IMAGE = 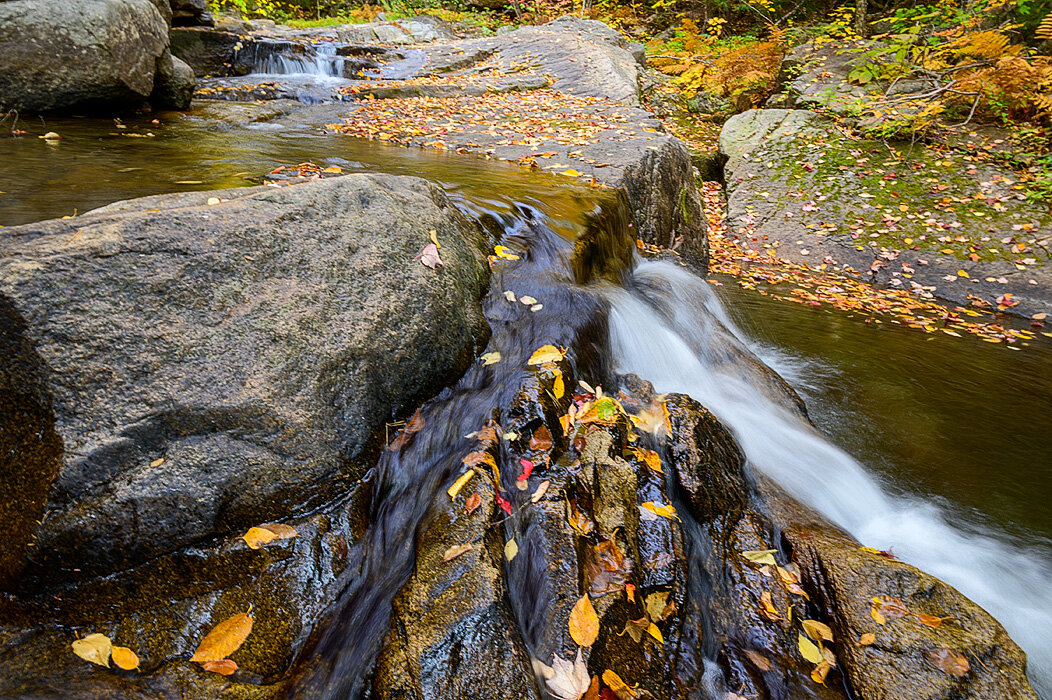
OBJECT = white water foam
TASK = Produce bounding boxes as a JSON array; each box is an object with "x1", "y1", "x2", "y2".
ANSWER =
[{"x1": 607, "y1": 259, "x2": 1051, "y2": 697}]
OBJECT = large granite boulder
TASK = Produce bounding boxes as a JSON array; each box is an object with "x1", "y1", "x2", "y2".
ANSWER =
[
  {"x1": 0, "y1": 174, "x2": 493, "y2": 583},
  {"x1": 171, "y1": 0, "x2": 214, "y2": 27},
  {"x1": 0, "y1": 0, "x2": 170, "y2": 113}
]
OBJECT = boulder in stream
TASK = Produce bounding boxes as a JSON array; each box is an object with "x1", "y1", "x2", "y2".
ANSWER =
[
  {"x1": 0, "y1": 0, "x2": 192, "y2": 113},
  {"x1": 0, "y1": 174, "x2": 493, "y2": 583}
]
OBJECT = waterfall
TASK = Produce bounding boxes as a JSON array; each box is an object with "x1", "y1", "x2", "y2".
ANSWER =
[
  {"x1": 606, "y1": 258, "x2": 1052, "y2": 697},
  {"x1": 243, "y1": 41, "x2": 347, "y2": 78}
]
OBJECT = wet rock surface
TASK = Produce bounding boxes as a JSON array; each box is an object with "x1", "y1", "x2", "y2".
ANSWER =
[
  {"x1": 720, "y1": 109, "x2": 1052, "y2": 315},
  {"x1": 0, "y1": 174, "x2": 492, "y2": 581}
]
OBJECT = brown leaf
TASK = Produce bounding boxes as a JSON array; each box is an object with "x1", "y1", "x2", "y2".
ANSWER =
[
  {"x1": 465, "y1": 492, "x2": 482, "y2": 514},
  {"x1": 260, "y1": 523, "x2": 298, "y2": 540},
  {"x1": 759, "y1": 591, "x2": 781, "y2": 621},
  {"x1": 191, "y1": 610, "x2": 253, "y2": 663},
  {"x1": 645, "y1": 591, "x2": 671, "y2": 623},
  {"x1": 388, "y1": 409, "x2": 425, "y2": 450},
  {"x1": 917, "y1": 613, "x2": 950, "y2": 628},
  {"x1": 618, "y1": 617, "x2": 648, "y2": 643},
  {"x1": 859, "y1": 633, "x2": 876, "y2": 646},
  {"x1": 530, "y1": 424, "x2": 554, "y2": 451},
  {"x1": 583, "y1": 675, "x2": 601, "y2": 700},
  {"x1": 871, "y1": 596, "x2": 908, "y2": 620},
  {"x1": 810, "y1": 660, "x2": 832, "y2": 684},
  {"x1": 802, "y1": 619, "x2": 834, "y2": 643},
  {"x1": 925, "y1": 647, "x2": 970, "y2": 677},
  {"x1": 201, "y1": 659, "x2": 238, "y2": 676},
  {"x1": 569, "y1": 595, "x2": 599, "y2": 647},
  {"x1": 744, "y1": 649, "x2": 771, "y2": 671},
  {"x1": 111, "y1": 645, "x2": 140, "y2": 671},
  {"x1": 442, "y1": 543, "x2": 473, "y2": 562}
]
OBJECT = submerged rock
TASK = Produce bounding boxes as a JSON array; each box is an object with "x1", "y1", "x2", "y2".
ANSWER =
[
  {"x1": 0, "y1": 174, "x2": 492, "y2": 582},
  {"x1": 0, "y1": 0, "x2": 171, "y2": 113}
]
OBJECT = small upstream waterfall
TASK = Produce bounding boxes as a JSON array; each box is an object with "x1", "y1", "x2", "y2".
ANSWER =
[
  {"x1": 242, "y1": 41, "x2": 348, "y2": 78},
  {"x1": 606, "y1": 259, "x2": 1052, "y2": 697}
]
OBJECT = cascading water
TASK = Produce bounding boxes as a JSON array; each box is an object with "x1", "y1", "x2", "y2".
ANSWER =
[
  {"x1": 243, "y1": 41, "x2": 348, "y2": 78},
  {"x1": 605, "y1": 258, "x2": 1052, "y2": 697}
]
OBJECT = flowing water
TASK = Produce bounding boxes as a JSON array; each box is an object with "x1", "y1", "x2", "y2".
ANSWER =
[{"x1": 3, "y1": 97, "x2": 1050, "y2": 696}]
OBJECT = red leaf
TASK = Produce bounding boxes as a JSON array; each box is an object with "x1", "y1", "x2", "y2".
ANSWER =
[{"x1": 496, "y1": 494, "x2": 513, "y2": 514}]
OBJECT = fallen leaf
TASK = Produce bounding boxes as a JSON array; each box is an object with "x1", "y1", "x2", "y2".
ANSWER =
[
  {"x1": 505, "y1": 538, "x2": 519, "y2": 562},
  {"x1": 742, "y1": 549, "x2": 778, "y2": 567},
  {"x1": 647, "y1": 623, "x2": 663, "y2": 644},
  {"x1": 504, "y1": 290, "x2": 517, "y2": 302},
  {"x1": 72, "y1": 633, "x2": 112, "y2": 667},
  {"x1": 560, "y1": 169, "x2": 581, "y2": 177},
  {"x1": 744, "y1": 649, "x2": 771, "y2": 671},
  {"x1": 201, "y1": 659, "x2": 238, "y2": 676},
  {"x1": 242, "y1": 527, "x2": 278, "y2": 550},
  {"x1": 925, "y1": 647, "x2": 970, "y2": 677},
  {"x1": 802, "y1": 620, "x2": 834, "y2": 643},
  {"x1": 207, "y1": 197, "x2": 221, "y2": 206},
  {"x1": 638, "y1": 449, "x2": 662, "y2": 474},
  {"x1": 260, "y1": 523, "x2": 298, "y2": 540},
  {"x1": 191, "y1": 610, "x2": 253, "y2": 663},
  {"x1": 111, "y1": 646, "x2": 140, "y2": 671},
  {"x1": 811, "y1": 660, "x2": 832, "y2": 684},
  {"x1": 465, "y1": 492, "x2": 483, "y2": 513},
  {"x1": 618, "y1": 617, "x2": 649, "y2": 643},
  {"x1": 569, "y1": 595, "x2": 599, "y2": 647},
  {"x1": 447, "y1": 470, "x2": 475, "y2": 500},
  {"x1": 640, "y1": 501, "x2": 678, "y2": 520},
  {"x1": 541, "y1": 650, "x2": 591, "y2": 700},
  {"x1": 529, "y1": 344, "x2": 567, "y2": 365},
  {"x1": 645, "y1": 591, "x2": 671, "y2": 622},
  {"x1": 759, "y1": 591, "x2": 781, "y2": 621},
  {"x1": 442, "y1": 543, "x2": 473, "y2": 562},
  {"x1": 859, "y1": 633, "x2": 876, "y2": 645},
  {"x1": 414, "y1": 242, "x2": 444, "y2": 269},
  {"x1": 530, "y1": 425, "x2": 554, "y2": 450},
  {"x1": 496, "y1": 493, "x2": 513, "y2": 514},
  {"x1": 531, "y1": 480, "x2": 550, "y2": 502},
  {"x1": 520, "y1": 295, "x2": 538, "y2": 305},
  {"x1": 481, "y1": 351, "x2": 502, "y2": 365},
  {"x1": 150, "y1": 457, "x2": 165, "y2": 467},
  {"x1": 601, "y1": 670, "x2": 637, "y2": 699},
  {"x1": 553, "y1": 371, "x2": 565, "y2": 399},
  {"x1": 917, "y1": 613, "x2": 949, "y2": 628},
  {"x1": 871, "y1": 596, "x2": 908, "y2": 621},
  {"x1": 494, "y1": 245, "x2": 520, "y2": 260},
  {"x1": 798, "y1": 633, "x2": 824, "y2": 664},
  {"x1": 323, "y1": 165, "x2": 343, "y2": 174}
]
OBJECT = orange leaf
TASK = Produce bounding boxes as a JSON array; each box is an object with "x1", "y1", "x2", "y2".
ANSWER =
[
  {"x1": 191, "y1": 610, "x2": 254, "y2": 663},
  {"x1": 111, "y1": 646, "x2": 140, "y2": 671},
  {"x1": 569, "y1": 595, "x2": 599, "y2": 647},
  {"x1": 201, "y1": 659, "x2": 238, "y2": 676},
  {"x1": 925, "y1": 647, "x2": 970, "y2": 677}
]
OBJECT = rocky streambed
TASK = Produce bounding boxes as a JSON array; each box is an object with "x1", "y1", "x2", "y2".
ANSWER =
[{"x1": 0, "y1": 12, "x2": 1045, "y2": 700}]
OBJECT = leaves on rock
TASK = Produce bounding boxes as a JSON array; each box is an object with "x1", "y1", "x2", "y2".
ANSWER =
[
  {"x1": 917, "y1": 613, "x2": 950, "y2": 628},
  {"x1": 802, "y1": 620, "x2": 834, "y2": 643},
  {"x1": 447, "y1": 470, "x2": 475, "y2": 500},
  {"x1": 859, "y1": 632, "x2": 876, "y2": 646},
  {"x1": 540, "y1": 650, "x2": 591, "y2": 700},
  {"x1": 639, "y1": 501, "x2": 678, "y2": 520},
  {"x1": 465, "y1": 492, "x2": 483, "y2": 514},
  {"x1": 191, "y1": 609, "x2": 253, "y2": 664},
  {"x1": 742, "y1": 549, "x2": 777, "y2": 566},
  {"x1": 744, "y1": 649, "x2": 772, "y2": 671},
  {"x1": 586, "y1": 539, "x2": 633, "y2": 596},
  {"x1": 601, "y1": 670, "x2": 638, "y2": 699},
  {"x1": 530, "y1": 424, "x2": 554, "y2": 450},
  {"x1": 72, "y1": 633, "x2": 112, "y2": 667},
  {"x1": 531, "y1": 480, "x2": 550, "y2": 503},
  {"x1": 111, "y1": 646, "x2": 140, "y2": 671},
  {"x1": 242, "y1": 527, "x2": 278, "y2": 550},
  {"x1": 759, "y1": 591, "x2": 782, "y2": 621},
  {"x1": 797, "y1": 633, "x2": 824, "y2": 665},
  {"x1": 201, "y1": 659, "x2": 238, "y2": 676},
  {"x1": 569, "y1": 594, "x2": 599, "y2": 647},
  {"x1": 414, "y1": 242, "x2": 444, "y2": 269},
  {"x1": 925, "y1": 647, "x2": 970, "y2": 677},
  {"x1": 480, "y1": 351, "x2": 502, "y2": 365},
  {"x1": 871, "y1": 596, "x2": 909, "y2": 626},
  {"x1": 529, "y1": 344, "x2": 567, "y2": 365},
  {"x1": 645, "y1": 591, "x2": 672, "y2": 623},
  {"x1": 442, "y1": 543, "x2": 473, "y2": 562}
]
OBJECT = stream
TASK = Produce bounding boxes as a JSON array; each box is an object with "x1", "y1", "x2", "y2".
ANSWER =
[{"x1": 2, "y1": 79, "x2": 1050, "y2": 695}]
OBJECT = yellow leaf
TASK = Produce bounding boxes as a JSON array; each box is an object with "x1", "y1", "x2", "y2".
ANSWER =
[
  {"x1": 528, "y1": 344, "x2": 567, "y2": 365},
  {"x1": 322, "y1": 166, "x2": 343, "y2": 173},
  {"x1": 560, "y1": 169, "x2": 581, "y2": 177},
  {"x1": 645, "y1": 591, "x2": 670, "y2": 622},
  {"x1": 259, "y1": 523, "x2": 298, "y2": 540},
  {"x1": 191, "y1": 610, "x2": 254, "y2": 663},
  {"x1": 957, "y1": 270, "x2": 969, "y2": 278},
  {"x1": 810, "y1": 660, "x2": 832, "y2": 684},
  {"x1": 480, "y1": 351, "x2": 501, "y2": 365},
  {"x1": 741, "y1": 549, "x2": 777, "y2": 566},
  {"x1": 647, "y1": 623, "x2": 664, "y2": 644},
  {"x1": 207, "y1": 197, "x2": 221, "y2": 206},
  {"x1": 201, "y1": 659, "x2": 238, "y2": 675},
  {"x1": 242, "y1": 527, "x2": 277, "y2": 550},
  {"x1": 859, "y1": 633, "x2": 876, "y2": 645},
  {"x1": 72, "y1": 633, "x2": 112, "y2": 667},
  {"x1": 639, "y1": 449, "x2": 663, "y2": 474},
  {"x1": 447, "y1": 470, "x2": 475, "y2": 500},
  {"x1": 552, "y1": 370, "x2": 565, "y2": 399},
  {"x1": 111, "y1": 646, "x2": 140, "y2": 671},
  {"x1": 802, "y1": 619, "x2": 834, "y2": 643},
  {"x1": 871, "y1": 607, "x2": 886, "y2": 626},
  {"x1": 759, "y1": 591, "x2": 781, "y2": 620},
  {"x1": 150, "y1": 457, "x2": 165, "y2": 467},
  {"x1": 798, "y1": 633, "x2": 824, "y2": 664},
  {"x1": 531, "y1": 480, "x2": 550, "y2": 503},
  {"x1": 602, "y1": 670, "x2": 637, "y2": 698},
  {"x1": 640, "y1": 502, "x2": 678, "y2": 520},
  {"x1": 505, "y1": 538, "x2": 518, "y2": 561},
  {"x1": 494, "y1": 245, "x2": 520, "y2": 260},
  {"x1": 569, "y1": 595, "x2": 599, "y2": 647},
  {"x1": 442, "y1": 543, "x2": 473, "y2": 562}
]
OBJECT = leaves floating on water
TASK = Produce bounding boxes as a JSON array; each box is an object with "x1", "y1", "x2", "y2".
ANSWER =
[
  {"x1": 72, "y1": 633, "x2": 112, "y2": 667},
  {"x1": 388, "y1": 409, "x2": 425, "y2": 451},
  {"x1": 569, "y1": 595, "x2": 599, "y2": 647},
  {"x1": 480, "y1": 351, "x2": 502, "y2": 365},
  {"x1": 493, "y1": 245, "x2": 519, "y2": 261},
  {"x1": 529, "y1": 344, "x2": 567, "y2": 365},
  {"x1": 191, "y1": 609, "x2": 253, "y2": 664},
  {"x1": 925, "y1": 647, "x2": 970, "y2": 677},
  {"x1": 442, "y1": 543, "x2": 473, "y2": 562},
  {"x1": 505, "y1": 538, "x2": 518, "y2": 562}
]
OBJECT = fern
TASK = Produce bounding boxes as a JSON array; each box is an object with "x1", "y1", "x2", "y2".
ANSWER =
[{"x1": 1036, "y1": 14, "x2": 1052, "y2": 40}]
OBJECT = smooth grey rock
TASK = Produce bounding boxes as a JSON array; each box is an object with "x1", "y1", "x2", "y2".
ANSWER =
[
  {"x1": 0, "y1": 174, "x2": 493, "y2": 580},
  {"x1": 0, "y1": 0, "x2": 169, "y2": 113},
  {"x1": 171, "y1": 0, "x2": 212, "y2": 26},
  {"x1": 151, "y1": 53, "x2": 196, "y2": 109},
  {"x1": 170, "y1": 27, "x2": 242, "y2": 76},
  {"x1": 214, "y1": 14, "x2": 253, "y2": 34}
]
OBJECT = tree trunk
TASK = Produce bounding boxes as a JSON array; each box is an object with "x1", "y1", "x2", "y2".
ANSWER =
[{"x1": 853, "y1": 0, "x2": 868, "y2": 37}]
